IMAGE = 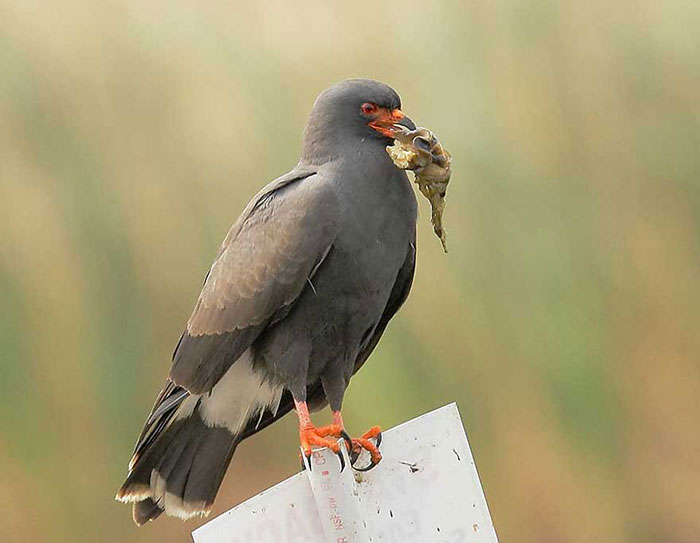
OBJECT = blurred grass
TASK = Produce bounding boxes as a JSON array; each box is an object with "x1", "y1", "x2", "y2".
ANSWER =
[{"x1": 1, "y1": 0, "x2": 699, "y2": 541}]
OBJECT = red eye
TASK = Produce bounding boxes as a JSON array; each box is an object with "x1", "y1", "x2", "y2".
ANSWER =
[{"x1": 361, "y1": 102, "x2": 378, "y2": 115}]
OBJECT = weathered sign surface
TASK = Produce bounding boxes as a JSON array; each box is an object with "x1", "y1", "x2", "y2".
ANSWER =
[{"x1": 192, "y1": 403, "x2": 498, "y2": 543}]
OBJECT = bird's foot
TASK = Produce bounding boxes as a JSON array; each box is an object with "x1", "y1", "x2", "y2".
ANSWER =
[
  {"x1": 299, "y1": 424, "x2": 352, "y2": 472},
  {"x1": 349, "y1": 426, "x2": 383, "y2": 472}
]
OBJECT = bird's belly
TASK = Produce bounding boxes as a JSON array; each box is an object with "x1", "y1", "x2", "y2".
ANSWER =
[
  {"x1": 308, "y1": 242, "x2": 403, "y2": 360},
  {"x1": 253, "y1": 227, "x2": 409, "y2": 389}
]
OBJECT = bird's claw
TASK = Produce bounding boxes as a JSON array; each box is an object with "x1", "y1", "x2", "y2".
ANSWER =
[
  {"x1": 298, "y1": 424, "x2": 382, "y2": 473},
  {"x1": 354, "y1": 458, "x2": 380, "y2": 472},
  {"x1": 300, "y1": 446, "x2": 347, "y2": 473},
  {"x1": 349, "y1": 426, "x2": 383, "y2": 471},
  {"x1": 299, "y1": 424, "x2": 351, "y2": 473},
  {"x1": 301, "y1": 450, "x2": 311, "y2": 471},
  {"x1": 340, "y1": 429, "x2": 353, "y2": 454},
  {"x1": 336, "y1": 449, "x2": 346, "y2": 472}
]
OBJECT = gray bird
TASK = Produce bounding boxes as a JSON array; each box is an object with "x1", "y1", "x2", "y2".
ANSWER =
[{"x1": 116, "y1": 78, "x2": 418, "y2": 526}]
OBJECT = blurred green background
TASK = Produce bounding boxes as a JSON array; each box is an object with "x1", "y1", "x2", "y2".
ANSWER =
[{"x1": 1, "y1": 1, "x2": 699, "y2": 542}]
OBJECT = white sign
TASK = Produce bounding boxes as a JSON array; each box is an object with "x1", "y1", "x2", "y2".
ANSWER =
[{"x1": 192, "y1": 403, "x2": 498, "y2": 543}]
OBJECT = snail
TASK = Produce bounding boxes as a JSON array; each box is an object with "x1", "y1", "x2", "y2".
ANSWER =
[{"x1": 386, "y1": 126, "x2": 452, "y2": 252}]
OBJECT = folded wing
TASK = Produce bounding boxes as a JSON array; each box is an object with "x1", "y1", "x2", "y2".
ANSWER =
[{"x1": 169, "y1": 170, "x2": 338, "y2": 394}]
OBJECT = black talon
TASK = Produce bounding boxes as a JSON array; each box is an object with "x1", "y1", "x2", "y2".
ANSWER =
[
  {"x1": 349, "y1": 445, "x2": 361, "y2": 465},
  {"x1": 354, "y1": 458, "x2": 380, "y2": 472},
  {"x1": 350, "y1": 431, "x2": 382, "y2": 471},
  {"x1": 336, "y1": 450, "x2": 346, "y2": 473},
  {"x1": 302, "y1": 452, "x2": 312, "y2": 472},
  {"x1": 340, "y1": 430, "x2": 353, "y2": 454}
]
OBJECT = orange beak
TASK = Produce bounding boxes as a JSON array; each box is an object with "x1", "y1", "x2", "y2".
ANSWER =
[{"x1": 368, "y1": 108, "x2": 406, "y2": 138}]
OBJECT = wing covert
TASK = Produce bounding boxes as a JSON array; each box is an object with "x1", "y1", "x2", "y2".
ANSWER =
[{"x1": 170, "y1": 171, "x2": 339, "y2": 393}]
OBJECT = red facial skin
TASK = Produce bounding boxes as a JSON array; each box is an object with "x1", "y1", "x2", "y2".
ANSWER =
[{"x1": 367, "y1": 106, "x2": 406, "y2": 138}]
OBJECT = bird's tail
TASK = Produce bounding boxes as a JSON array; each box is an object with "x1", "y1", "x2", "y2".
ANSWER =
[
  {"x1": 115, "y1": 410, "x2": 239, "y2": 526},
  {"x1": 116, "y1": 349, "x2": 287, "y2": 525}
]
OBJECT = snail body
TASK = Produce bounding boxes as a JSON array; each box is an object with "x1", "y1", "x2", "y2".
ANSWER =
[{"x1": 386, "y1": 127, "x2": 452, "y2": 252}]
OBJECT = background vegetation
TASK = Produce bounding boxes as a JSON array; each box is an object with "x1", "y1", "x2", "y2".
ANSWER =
[{"x1": 1, "y1": 1, "x2": 699, "y2": 541}]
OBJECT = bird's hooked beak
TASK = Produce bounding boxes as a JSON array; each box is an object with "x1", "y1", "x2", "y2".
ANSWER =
[{"x1": 369, "y1": 108, "x2": 415, "y2": 138}]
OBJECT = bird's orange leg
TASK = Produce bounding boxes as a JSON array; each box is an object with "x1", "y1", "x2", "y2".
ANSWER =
[
  {"x1": 295, "y1": 400, "x2": 351, "y2": 471},
  {"x1": 332, "y1": 411, "x2": 383, "y2": 471}
]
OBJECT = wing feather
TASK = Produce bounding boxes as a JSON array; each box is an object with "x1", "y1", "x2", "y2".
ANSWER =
[{"x1": 170, "y1": 170, "x2": 339, "y2": 393}]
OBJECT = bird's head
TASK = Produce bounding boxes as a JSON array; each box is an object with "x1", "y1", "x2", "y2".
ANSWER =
[{"x1": 301, "y1": 78, "x2": 415, "y2": 163}]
